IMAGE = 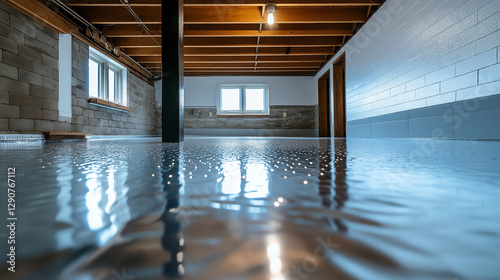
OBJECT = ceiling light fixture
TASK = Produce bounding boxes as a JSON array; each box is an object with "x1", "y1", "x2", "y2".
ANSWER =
[{"x1": 266, "y1": 4, "x2": 276, "y2": 25}]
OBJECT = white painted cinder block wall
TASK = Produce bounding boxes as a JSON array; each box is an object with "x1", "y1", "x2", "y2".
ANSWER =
[{"x1": 315, "y1": 0, "x2": 500, "y2": 122}]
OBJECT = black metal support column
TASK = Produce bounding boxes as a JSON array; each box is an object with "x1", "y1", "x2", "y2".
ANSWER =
[{"x1": 162, "y1": 0, "x2": 184, "y2": 142}]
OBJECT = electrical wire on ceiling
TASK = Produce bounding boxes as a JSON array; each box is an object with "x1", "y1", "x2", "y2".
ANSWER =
[{"x1": 119, "y1": 0, "x2": 161, "y2": 47}]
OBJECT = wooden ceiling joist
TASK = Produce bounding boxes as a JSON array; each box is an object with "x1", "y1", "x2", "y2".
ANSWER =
[
  {"x1": 68, "y1": 0, "x2": 382, "y2": 7},
  {"x1": 183, "y1": 47, "x2": 335, "y2": 56},
  {"x1": 185, "y1": 7, "x2": 367, "y2": 24},
  {"x1": 64, "y1": 0, "x2": 383, "y2": 76},
  {"x1": 102, "y1": 23, "x2": 354, "y2": 38},
  {"x1": 184, "y1": 69, "x2": 317, "y2": 73},
  {"x1": 123, "y1": 47, "x2": 162, "y2": 56},
  {"x1": 70, "y1": 6, "x2": 367, "y2": 25},
  {"x1": 185, "y1": 24, "x2": 354, "y2": 37},
  {"x1": 133, "y1": 56, "x2": 326, "y2": 63},
  {"x1": 140, "y1": 62, "x2": 321, "y2": 69},
  {"x1": 115, "y1": 37, "x2": 342, "y2": 48}
]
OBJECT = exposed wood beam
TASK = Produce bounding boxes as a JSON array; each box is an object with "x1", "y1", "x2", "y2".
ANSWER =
[
  {"x1": 258, "y1": 36, "x2": 343, "y2": 47},
  {"x1": 124, "y1": 48, "x2": 162, "y2": 56},
  {"x1": 184, "y1": 30, "x2": 352, "y2": 38},
  {"x1": 184, "y1": 47, "x2": 335, "y2": 56},
  {"x1": 110, "y1": 37, "x2": 162, "y2": 48},
  {"x1": 102, "y1": 24, "x2": 162, "y2": 37},
  {"x1": 134, "y1": 55, "x2": 326, "y2": 63},
  {"x1": 142, "y1": 62, "x2": 320, "y2": 68},
  {"x1": 185, "y1": 66, "x2": 320, "y2": 69},
  {"x1": 185, "y1": 7, "x2": 367, "y2": 24},
  {"x1": 102, "y1": 23, "x2": 354, "y2": 37},
  {"x1": 186, "y1": 73, "x2": 315, "y2": 76},
  {"x1": 185, "y1": 0, "x2": 382, "y2": 6},
  {"x1": 124, "y1": 46, "x2": 334, "y2": 56},
  {"x1": 185, "y1": 23, "x2": 354, "y2": 37},
  {"x1": 185, "y1": 69, "x2": 317, "y2": 73},
  {"x1": 72, "y1": 6, "x2": 367, "y2": 24},
  {"x1": 68, "y1": 0, "x2": 382, "y2": 7},
  {"x1": 183, "y1": 73, "x2": 316, "y2": 76},
  {"x1": 113, "y1": 36, "x2": 343, "y2": 48}
]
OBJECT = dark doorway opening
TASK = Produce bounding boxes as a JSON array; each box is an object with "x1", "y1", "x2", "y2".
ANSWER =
[
  {"x1": 332, "y1": 54, "x2": 346, "y2": 137},
  {"x1": 318, "y1": 70, "x2": 331, "y2": 137}
]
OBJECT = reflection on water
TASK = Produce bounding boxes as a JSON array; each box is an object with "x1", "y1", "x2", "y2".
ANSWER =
[
  {"x1": 1, "y1": 137, "x2": 500, "y2": 280},
  {"x1": 161, "y1": 144, "x2": 184, "y2": 278},
  {"x1": 267, "y1": 235, "x2": 283, "y2": 280}
]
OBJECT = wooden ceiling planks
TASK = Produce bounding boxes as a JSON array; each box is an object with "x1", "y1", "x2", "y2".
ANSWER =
[{"x1": 67, "y1": 0, "x2": 383, "y2": 76}]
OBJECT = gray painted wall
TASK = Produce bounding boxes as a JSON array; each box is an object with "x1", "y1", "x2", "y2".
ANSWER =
[
  {"x1": 183, "y1": 76, "x2": 317, "y2": 106},
  {"x1": 315, "y1": 0, "x2": 500, "y2": 139},
  {"x1": 0, "y1": 1, "x2": 157, "y2": 135},
  {"x1": 348, "y1": 94, "x2": 500, "y2": 139}
]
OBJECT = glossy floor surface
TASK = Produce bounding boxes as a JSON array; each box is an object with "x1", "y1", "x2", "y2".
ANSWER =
[{"x1": 1, "y1": 137, "x2": 500, "y2": 280}]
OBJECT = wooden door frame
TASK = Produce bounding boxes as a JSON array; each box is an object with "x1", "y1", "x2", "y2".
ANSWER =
[
  {"x1": 318, "y1": 70, "x2": 331, "y2": 137},
  {"x1": 332, "y1": 54, "x2": 346, "y2": 138}
]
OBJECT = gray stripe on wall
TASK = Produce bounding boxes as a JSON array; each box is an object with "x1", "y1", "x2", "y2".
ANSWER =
[{"x1": 347, "y1": 94, "x2": 500, "y2": 140}]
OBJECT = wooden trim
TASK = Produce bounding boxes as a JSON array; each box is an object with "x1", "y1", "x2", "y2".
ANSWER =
[
  {"x1": 333, "y1": 53, "x2": 346, "y2": 137},
  {"x1": 217, "y1": 114, "x2": 270, "y2": 118},
  {"x1": 318, "y1": 69, "x2": 331, "y2": 137},
  {"x1": 44, "y1": 132, "x2": 87, "y2": 140},
  {"x1": 88, "y1": 98, "x2": 131, "y2": 112}
]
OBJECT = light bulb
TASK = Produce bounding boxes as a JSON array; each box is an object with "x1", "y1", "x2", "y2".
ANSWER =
[
  {"x1": 267, "y1": 12, "x2": 275, "y2": 25},
  {"x1": 266, "y1": 4, "x2": 276, "y2": 25}
]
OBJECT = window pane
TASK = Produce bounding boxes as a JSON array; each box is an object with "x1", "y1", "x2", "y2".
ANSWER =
[
  {"x1": 108, "y1": 69, "x2": 116, "y2": 102},
  {"x1": 245, "y1": 88, "x2": 265, "y2": 111},
  {"x1": 221, "y1": 88, "x2": 241, "y2": 111},
  {"x1": 89, "y1": 59, "x2": 99, "y2": 98}
]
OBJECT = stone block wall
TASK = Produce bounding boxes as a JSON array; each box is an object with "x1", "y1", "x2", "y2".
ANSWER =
[
  {"x1": 0, "y1": 2, "x2": 59, "y2": 132},
  {"x1": 0, "y1": 1, "x2": 157, "y2": 135},
  {"x1": 184, "y1": 106, "x2": 316, "y2": 129},
  {"x1": 70, "y1": 38, "x2": 156, "y2": 135},
  {"x1": 155, "y1": 105, "x2": 317, "y2": 136}
]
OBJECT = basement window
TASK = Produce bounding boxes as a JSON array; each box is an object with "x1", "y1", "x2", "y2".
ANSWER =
[
  {"x1": 88, "y1": 47, "x2": 128, "y2": 107},
  {"x1": 217, "y1": 84, "x2": 269, "y2": 116}
]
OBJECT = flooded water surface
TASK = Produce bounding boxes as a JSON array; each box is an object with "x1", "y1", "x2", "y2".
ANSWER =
[{"x1": 0, "y1": 137, "x2": 499, "y2": 280}]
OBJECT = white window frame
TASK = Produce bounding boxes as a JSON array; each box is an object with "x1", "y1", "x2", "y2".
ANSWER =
[
  {"x1": 89, "y1": 47, "x2": 128, "y2": 106},
  {"x1": 217, "y1": 84, "x2": 269, "y2": 115}
]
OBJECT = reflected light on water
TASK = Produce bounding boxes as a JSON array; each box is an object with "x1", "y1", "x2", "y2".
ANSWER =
[
  {"x1": 55, "y1": 157, "x2": 74, "y2": 249},
  {"x1": 85, "y1": 173, "x2": 104, "y2": 230},
  {"x1": 244, "y1": 163, "x2": 269, "y2": 199},
  {"x1": 82, "y1": 163, "x2": 128, "y2": 245},
  {"x1": 221, "y1": 161, "x2": 241, "y2": 195},
  {"x1": 220, "y1": 161, "x2": 270, "y2": 198},
  {"x1": 267, "y1": 235, "x2": 284, "y2": 280},
  {"x1": 105, "y1": 168, "x2": 116, "y2": 213}
]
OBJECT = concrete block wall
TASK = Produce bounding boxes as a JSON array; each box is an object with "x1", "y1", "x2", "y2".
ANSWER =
[
  {"x1": 0, "y1": 1, "x2": 59, "y2": 132},
  {"x1": 315, "y1": 0, "x2": 500, "y2": 139},
  {"x1": 155, "y1": 106, "x2": 317, "y2": 137},
  {"x1": 70, "y1": 38, "x2": 156, "y2": 135},
  {"x1": 0, "y1": 1, "x2": 156, "y2": 135},
  {"x1": 184, "y1": 106, "x2": 316, "y2": 129}
]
